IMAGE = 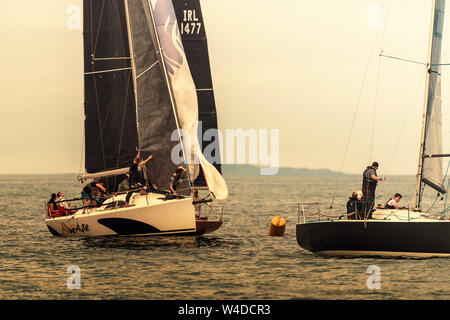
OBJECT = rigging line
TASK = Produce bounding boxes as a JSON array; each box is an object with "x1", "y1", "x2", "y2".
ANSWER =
[
  {"x1": 379, "y1": 54, "x2": 428, "y2": 66},
  {"x1": 92, "y1": 72, "x2": 109, "y2": 187},
  {"x1": 136, "y1": 60, "x2": 159, "y2": 79},
  {"x1": 426, "y1": 160, "x2": 450, "y2": 213},
  {"x1": 385, "y1": 68, "x2": 427, "y2": 176},
  {"x1": 380, "y1": 53, "x2": 428, "y2": 66},
  {"x1": 93, "y1": 0, "x2": 106, "y2": 58},
  {"x1": 444, "y1": 179, "x2": 450, "y2": 212},
  {"x1": 330, "y1": 2, "x2": 386, "y2": 209},
  {"x1": 84, "y1": 67, "x2": 132, "y2": 75},
  {"x1": 94, "y1": 57, "x2": 131, "y2": 61},
  {"x1": 114, "y1": 70, "x2": 133, "y2": 188},
  {"x1": 90, "y1": 0, "x2": 93, "y2": 57},
  {"x1": 79, "y1": 115, "x2": 85, "y2": 176},
  {"x1": 370, "y1": 54, "x2": 382, "y2": 163},
  {"x1": 86, "y1": 2, "x2": 108, "y2": 188}
]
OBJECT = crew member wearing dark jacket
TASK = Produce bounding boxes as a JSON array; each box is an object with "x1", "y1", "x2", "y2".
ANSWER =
[
  {"x1": 346, "y1": 191, "x2": 364, "y2": 220},
  {"x1": 125, "y1": 149, "x2": 153, "y2": 205},
  {"x1": 362, "y1": 162, "x2": 384, "y2": 219}
]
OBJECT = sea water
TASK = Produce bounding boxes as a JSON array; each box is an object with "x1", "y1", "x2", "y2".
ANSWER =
[{"x1": 1, "y1": 174, "x2": 450, "y2": 299}]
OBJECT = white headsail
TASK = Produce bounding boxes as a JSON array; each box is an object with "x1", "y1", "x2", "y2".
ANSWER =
[
  {"x1": 149, "y1": 0, "x2": 228, "y2": 201},
  {"x1": 421, "y1": 0, "x2": 446, "y2": 194}
]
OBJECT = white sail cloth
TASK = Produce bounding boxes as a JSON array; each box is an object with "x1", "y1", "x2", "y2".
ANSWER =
[
  {"x1": 149, "y1": 0, "x2": 228, "y2": 200},
  {"x1": 422, "y1": 0, "x2": 446, "y2": 193}
]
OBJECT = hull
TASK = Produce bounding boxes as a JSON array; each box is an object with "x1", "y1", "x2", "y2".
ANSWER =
[
  {"x1": 45, "y1": 193, "x2": 221, "y2": 237},
  {"x1": 296, "y1": 209, "x2": 450, "y2": 258}
]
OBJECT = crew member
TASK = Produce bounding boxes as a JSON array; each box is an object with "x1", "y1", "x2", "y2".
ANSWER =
[
  {"x1": 362, "y1": 162, "x2": 384, "y2": 219},
  {"x1": 82, "y1": 179, "x2": 107, "y2": 207},
  {"x1": 385, "y1": 193, "x2": 402, "y2": 209},
  {"x1": 125, "y1": 149, "x2": 153, "y2": 205},
  {"x1": 167, "y1": 166, "x2": 186, "y2": 199}
]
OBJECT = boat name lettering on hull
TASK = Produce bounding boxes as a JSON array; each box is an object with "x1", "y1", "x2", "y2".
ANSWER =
[{"x1": 61, "y1": 222, "x2": 89, "y2": 234}]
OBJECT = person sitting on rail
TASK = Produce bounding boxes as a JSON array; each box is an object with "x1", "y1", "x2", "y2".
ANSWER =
[
  {"x1": 56, "y1": 192, "x2": 76, "y2": 216},
  {"x1": 47, "y1": 193, "x2": 60, "y2": 217}
]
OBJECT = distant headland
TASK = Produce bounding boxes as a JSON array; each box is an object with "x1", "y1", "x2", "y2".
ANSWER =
[{"x1": 221, "y1": 164, "x2": 348, "y2": 176}]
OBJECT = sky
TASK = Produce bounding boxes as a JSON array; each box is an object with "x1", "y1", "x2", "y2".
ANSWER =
[{"x1": 0, "y1": 0, "x2": 449, "y2": 175}]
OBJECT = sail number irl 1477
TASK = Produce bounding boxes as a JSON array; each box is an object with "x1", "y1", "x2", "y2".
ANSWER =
[{"x1": 180, "y1": 9, "x2": 202, "y2": 35}]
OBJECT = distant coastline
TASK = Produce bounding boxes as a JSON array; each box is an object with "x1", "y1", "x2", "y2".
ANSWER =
[
  {"x1": 221, "y1": 165, "x2": 417, "y2": 177},
  {"x1": 222, "y1": 164, "x2": 348, "y2": 176},
  {"x1": 0, "y1": 165, "x2": 415, "y2": 176}
]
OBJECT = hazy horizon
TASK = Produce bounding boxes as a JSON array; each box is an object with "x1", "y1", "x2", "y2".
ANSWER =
[{"x1": 0, "y1": 164, "x2": 418, "y2": 177}]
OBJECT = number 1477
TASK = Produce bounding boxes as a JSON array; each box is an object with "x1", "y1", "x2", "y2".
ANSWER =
[{"x1": 180, "y1": 22, "x2": 202, "y2": 35}]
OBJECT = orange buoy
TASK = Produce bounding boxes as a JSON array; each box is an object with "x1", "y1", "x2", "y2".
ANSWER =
[{"x1": 269, "y1": 216, "x2": 285, "y2": 236}]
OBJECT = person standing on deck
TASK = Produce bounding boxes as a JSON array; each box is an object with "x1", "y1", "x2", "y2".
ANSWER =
[
  {"x1": 125, "y1": 149, "x2": 153, "y2": 205},
  {"x1": 362, "y1": 162, "x2": 384, "y2": 219},
  {"x1": 167, "y1": 166, "x2": 186, "y2": 199}
]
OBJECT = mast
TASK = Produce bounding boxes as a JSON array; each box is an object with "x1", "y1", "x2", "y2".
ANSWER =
[{"x1": 414, "y1": 0, "x2": 446, "y2": 210}]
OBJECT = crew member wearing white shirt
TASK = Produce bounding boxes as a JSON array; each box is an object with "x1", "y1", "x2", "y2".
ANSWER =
[{"x1": 385, "y1": 193, "x2": 402, "y2": 209}]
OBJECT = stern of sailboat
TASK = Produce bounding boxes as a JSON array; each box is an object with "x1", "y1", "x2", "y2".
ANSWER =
[
  {"x1": 194, "y1": 219, "x2": 223, "y2": 235},
  {"x1": 193, "y1": 200, "x2": 224, "y2": 235}
]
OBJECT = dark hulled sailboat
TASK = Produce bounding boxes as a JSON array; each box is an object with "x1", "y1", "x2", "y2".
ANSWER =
[{"x1": 296, "y1": 0, "x2": 450, "y2": 258}]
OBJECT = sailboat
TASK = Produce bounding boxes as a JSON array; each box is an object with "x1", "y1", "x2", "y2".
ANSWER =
[
  {"x1": 296, "y1": 0, "x2": 450, "y2": 258},
  {"x1": 45, "y1": 0, "x2": 228, "y2": 237}
]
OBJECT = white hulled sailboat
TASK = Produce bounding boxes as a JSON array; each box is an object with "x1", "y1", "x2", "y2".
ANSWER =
[{"x1": 45, "y1": 0, "x2": 228, "y2": 237}]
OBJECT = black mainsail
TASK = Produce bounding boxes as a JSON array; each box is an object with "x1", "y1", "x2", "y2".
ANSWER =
[
  {"x1": 83, "y1": 0, "x2": 138, "y2": 176},
  {"x1": 82, "y1": 0, "x2": 228, "y2": 200},
  {"x1": 83, "y1": 0, "x2": 184, "y2": 191}
]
